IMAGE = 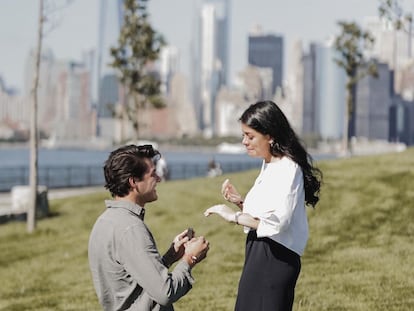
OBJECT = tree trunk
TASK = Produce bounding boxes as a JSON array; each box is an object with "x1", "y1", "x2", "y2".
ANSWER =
[
  {"x1": 27, "y1": 0, "x2": 44, "y2": 233},
  {"x1": 342, "y1": 83, "x2": 352, "y2": 156}
]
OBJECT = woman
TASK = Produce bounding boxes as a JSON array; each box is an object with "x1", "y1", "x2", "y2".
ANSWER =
[{"x1": 204, "y1": 100, "x2": 322, "y2": 311}]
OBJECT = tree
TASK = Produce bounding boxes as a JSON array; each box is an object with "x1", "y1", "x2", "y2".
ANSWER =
[
  {"x1": 110, "y1": 0, "x2": 165, "y2": 140},
  {"x1": 379, "y1": 0, "x2": 413, "y2": 62},
  {"x1": 333, "y1": 21, "x2": 378, "y2": 155},
  {"x1": 27, "y1": 0, "x2": 45, "y2": 233},
  {"x1": 28, "y1": 0, "x2": 73, "y2": 233}
]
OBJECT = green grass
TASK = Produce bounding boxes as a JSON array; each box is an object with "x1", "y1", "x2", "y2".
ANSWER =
[{"x1": 1, "y1": 148, "x2": 413, "y2": 310}]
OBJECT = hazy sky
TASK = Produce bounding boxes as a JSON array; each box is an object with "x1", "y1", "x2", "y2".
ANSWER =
[{"x1": 1, "y1": 0, "x2": 413, "y2": 92}]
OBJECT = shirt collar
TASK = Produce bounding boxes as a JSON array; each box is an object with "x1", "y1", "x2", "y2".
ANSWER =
[{"x1": 105, "y1": 199, "x2": 146, "y2": 220}]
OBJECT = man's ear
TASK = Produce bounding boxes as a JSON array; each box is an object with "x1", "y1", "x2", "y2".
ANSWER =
[{"x1": 128, "y1": 177, "x2": 136, "y2": 187}]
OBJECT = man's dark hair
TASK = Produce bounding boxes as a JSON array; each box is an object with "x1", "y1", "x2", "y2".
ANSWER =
[{"x1": 103, "y1": 145, "x2": 160, "y2": 197}]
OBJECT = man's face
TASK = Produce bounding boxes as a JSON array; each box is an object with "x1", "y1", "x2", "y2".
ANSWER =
[{"x1": 135, "y1": 159, "x2": 161, "y2": 206}]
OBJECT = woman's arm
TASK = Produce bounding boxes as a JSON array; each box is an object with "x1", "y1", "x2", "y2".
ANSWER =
[{"x1": 204, "y1": 204, "x2": 259, "y2": 229}]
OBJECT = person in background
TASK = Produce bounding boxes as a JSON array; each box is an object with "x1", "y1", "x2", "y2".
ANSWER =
[
  {"x1": 204, "y1": 100, "x2": 322, "y2": 311},
  {"x1": 156, "y1": 155, "x2": 169, "y2": 181},
  {"x1": 88, "y1": 144, "x2": 210, "y2": 311},
  {"x1": 207, "y1": 157, "x2": 223, "y2": 178}
]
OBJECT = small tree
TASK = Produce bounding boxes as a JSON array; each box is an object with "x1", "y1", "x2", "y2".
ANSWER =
[
  {"x1": 379, "y1": 0, "x2": 413, "y2": 61},
  {"x1": 334, "y1": 21, "x2": 378, "y2": 155},
  {"x1": 27, "y1": 0, "x2": 45, "y2": 233},
  {"x1": 110, "y1": 0, "x2": 165, "y2": 140},
  {"x1": 28, "y1": 0, "x2": 73, "y2": 233}
]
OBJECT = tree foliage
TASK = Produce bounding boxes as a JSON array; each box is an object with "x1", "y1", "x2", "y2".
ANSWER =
[
  {"x1": 333, "y1": 21, "x2": 378, "y2": 154},
  {"x1": 110, "y1": 0, "x2": 165, "y2": 138},
  {"x1": 379, "y1": 0, "x2": 412, "y2": 32}
]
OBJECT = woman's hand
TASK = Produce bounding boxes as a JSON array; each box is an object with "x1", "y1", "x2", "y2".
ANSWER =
[
  {"x1": 221, "y1": 179, "x2": 243, "y2": 207},
  {"x1": 204, "y1": 204, "x2": 236, "y2": 223}
]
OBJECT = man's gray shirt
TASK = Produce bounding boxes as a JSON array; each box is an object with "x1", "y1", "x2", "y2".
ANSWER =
[{"x1": 88, "y1": 200, "x2": 194, "y2": 311}]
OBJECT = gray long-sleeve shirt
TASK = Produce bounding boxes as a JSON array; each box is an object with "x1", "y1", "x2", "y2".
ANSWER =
[{"x1": 88, "y1": 200, "x2": 194, "y2": 311}]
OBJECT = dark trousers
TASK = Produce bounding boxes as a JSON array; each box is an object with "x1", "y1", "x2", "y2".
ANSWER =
[{"x1": 235, "y1": 231, "x2": 301, "y2": 311}]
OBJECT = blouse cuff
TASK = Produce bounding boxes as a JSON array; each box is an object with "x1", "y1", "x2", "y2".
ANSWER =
[{"x1": 256, "y1": 218, "x2": 281, "y2": 238}]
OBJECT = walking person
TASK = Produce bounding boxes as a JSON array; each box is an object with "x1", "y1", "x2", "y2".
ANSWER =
[
  {"x1": 88, "y1": 144, "x2": 210, "y2": 311},
  {"x1": 156, "y1": 155, "x2": 169, "y2": 181},
  {"x1": 204, "y1": 100, "x2": 322, "y2": 310}
]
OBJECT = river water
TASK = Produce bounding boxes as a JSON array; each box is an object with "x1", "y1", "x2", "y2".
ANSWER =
[
  {"x1": 0, "y1": 145, "x2": 332, "y2": 191},
  {"x1": 0, "y1": 146, "x2": 262, "y2": 191}
]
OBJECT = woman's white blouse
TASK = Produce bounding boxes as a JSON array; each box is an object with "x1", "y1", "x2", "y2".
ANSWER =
[{"x1": 243, "y1": 156, "x2": 308, "y2": 256}]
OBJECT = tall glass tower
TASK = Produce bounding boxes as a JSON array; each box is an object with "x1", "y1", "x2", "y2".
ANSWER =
[
  {"x1": 95, "y1": 0, "x2": 124, "y2": 135},
  {"x1": 248, "y1": 32, "x2": 284, "y2": 95},
  {"x1": 192, "y1": 0, "x2": 230, "y2": 137}
]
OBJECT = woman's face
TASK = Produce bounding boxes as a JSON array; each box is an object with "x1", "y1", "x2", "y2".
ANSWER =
[{"x1": 241, "y1": 123, "x2": 272, "y2": 162}]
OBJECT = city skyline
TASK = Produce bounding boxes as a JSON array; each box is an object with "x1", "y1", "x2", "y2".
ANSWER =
[{"x1": 0, "y1": 0, "x2": 404, "y2": 92}]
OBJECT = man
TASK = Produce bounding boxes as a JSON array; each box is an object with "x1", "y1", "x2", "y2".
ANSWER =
[{"x1": 88, "y1": 144, "x2": 209, "y2": 311}]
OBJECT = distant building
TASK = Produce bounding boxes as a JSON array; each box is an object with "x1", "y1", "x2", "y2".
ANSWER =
[
  {"x1": 215, "y1": 87, "x2": 248, "y2": 137},
  {"x1": 248, "y1": 27, "x2": 284, "y2": 95},
  {"x1": 23, "y1": 48, "x2": 57, "y2": 135},
  {"x1": 281, "y1": 39, "x2": 304, "y2": 134},
  {"x1": 95, "y1": 0, "x2": 124, "y2": 141},
  {"x1": 216, "y1": 65, "x2": 275, "y2": 137},
  {"x1": 168, "y1": 73, "x2": 198, "y2": 138},
  {"x1": 140, "y1": 73, "x2": 198, "y2": 139},
  {"x1": 389, "y1": 95, "x2": 414, "y2": 145},
  {"x1": 0, "y1": 85, "x2": 29, "y2": 139},
  {"x1": 22, "y1": 48, "x2": 95, "y2": 142},
  {"x1": 316, "y1": 41, "x2": 346, "y2": 141},
  {"x1": 234, "y1": 65, "x2": 270, "y2": 102},
  {"x1": 98, "y1": 74, "x2": 119, "y2": 119},
  {"x1": 302, "y1": 43, "x2": 318, "y2": 137},
  {"x1": 51, "y1": 61, "x2": 95, "y2": 141},
  {"x1": 364, "y1": 16, "x2": 413, "y2": 71},
  {"x1": 302, "y1": 41, "x2": 345, "y2": 141},
  {"x1": 160, "y1": 46, "x2": 180, "y2": 95},
  {"x1": 355, "y1": 61, "x2": 392, "y2": 141},
  {"x1": 192, "y1": 0, "x2": 230, "y2": 137}
]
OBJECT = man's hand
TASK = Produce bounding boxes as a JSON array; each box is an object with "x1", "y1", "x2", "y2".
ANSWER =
[
  {"x1": 163, "y1": 228, "x2": 193, "y2": 267},
  {"x1": 184, "y1": 236, "x2": 210, "y2": 267}
]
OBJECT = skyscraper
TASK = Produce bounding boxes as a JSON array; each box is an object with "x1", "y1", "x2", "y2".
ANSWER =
[
  {"x1": 302, "y1": 43, "x2": 318, "y2": 136},
  {"x1": 160, "y1": 46, "x2": 180, "y2": 95},
  {"x1": 192, "y1": 0, "x2": 230, "y2": 137},
  {"x1": 355, "y1": 61, "x2": 392, "y2": 141},
  {"x1": 204, "y1": 0, "x2": 230, "y2": 86},
  {"x1": 302, "y1": 41, "x2": 346, "y2": 141},
  {"x1": 95, "y1": 0, "x2": 124, "y2": 136},
  {"x1": 316, "y1": 42, "x2": 346, "y2": 141},
  {"x1": 248, "y1": 28, "x2": 284, "y2": 95}
]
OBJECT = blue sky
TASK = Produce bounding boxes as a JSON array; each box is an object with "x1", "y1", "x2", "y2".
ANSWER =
[{"x1": 1, "y1": 0, "x2": 411, "y2": 92}]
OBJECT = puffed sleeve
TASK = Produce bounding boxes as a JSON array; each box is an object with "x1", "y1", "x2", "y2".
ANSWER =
[{"x1": 255, "y1": 161, "x2": 303, "y2": 238}]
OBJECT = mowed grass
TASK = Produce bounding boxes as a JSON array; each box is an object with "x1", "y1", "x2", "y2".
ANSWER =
[{"x1": 0, "y1": 147, "x2": 413, "y2": 311}]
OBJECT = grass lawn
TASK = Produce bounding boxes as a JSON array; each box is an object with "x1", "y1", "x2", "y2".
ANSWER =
[{"x1": 0, "y1": 147, "x2": 413, "y2": 310}]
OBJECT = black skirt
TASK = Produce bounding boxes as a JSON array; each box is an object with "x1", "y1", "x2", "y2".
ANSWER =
[{"x1": 235, "y1": 231, "x2": 301, "y2": 311}]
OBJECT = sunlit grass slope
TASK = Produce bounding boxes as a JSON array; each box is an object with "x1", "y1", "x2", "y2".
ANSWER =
[{"x1": 0, "y1": 147, "x2": 413, "y2": 310}]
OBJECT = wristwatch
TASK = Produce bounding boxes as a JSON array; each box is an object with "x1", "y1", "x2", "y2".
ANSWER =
[{"x1": 235, "y1": 211, "x2": 242, "y2": 224}]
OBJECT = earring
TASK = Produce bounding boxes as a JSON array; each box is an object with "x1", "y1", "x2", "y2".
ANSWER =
[{"x1": 270, "y1": 140, "x2": 274, "y2": 148}]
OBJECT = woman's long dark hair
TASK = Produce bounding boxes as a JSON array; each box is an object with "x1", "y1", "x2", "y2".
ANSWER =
[{"x1": 240, "y1": 100, "x2": 322, "y2": 207}]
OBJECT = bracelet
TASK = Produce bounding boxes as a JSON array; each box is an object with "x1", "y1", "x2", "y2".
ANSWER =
[{"x1": 234, "y1": 211, "x2": 242, "y2": 224}]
